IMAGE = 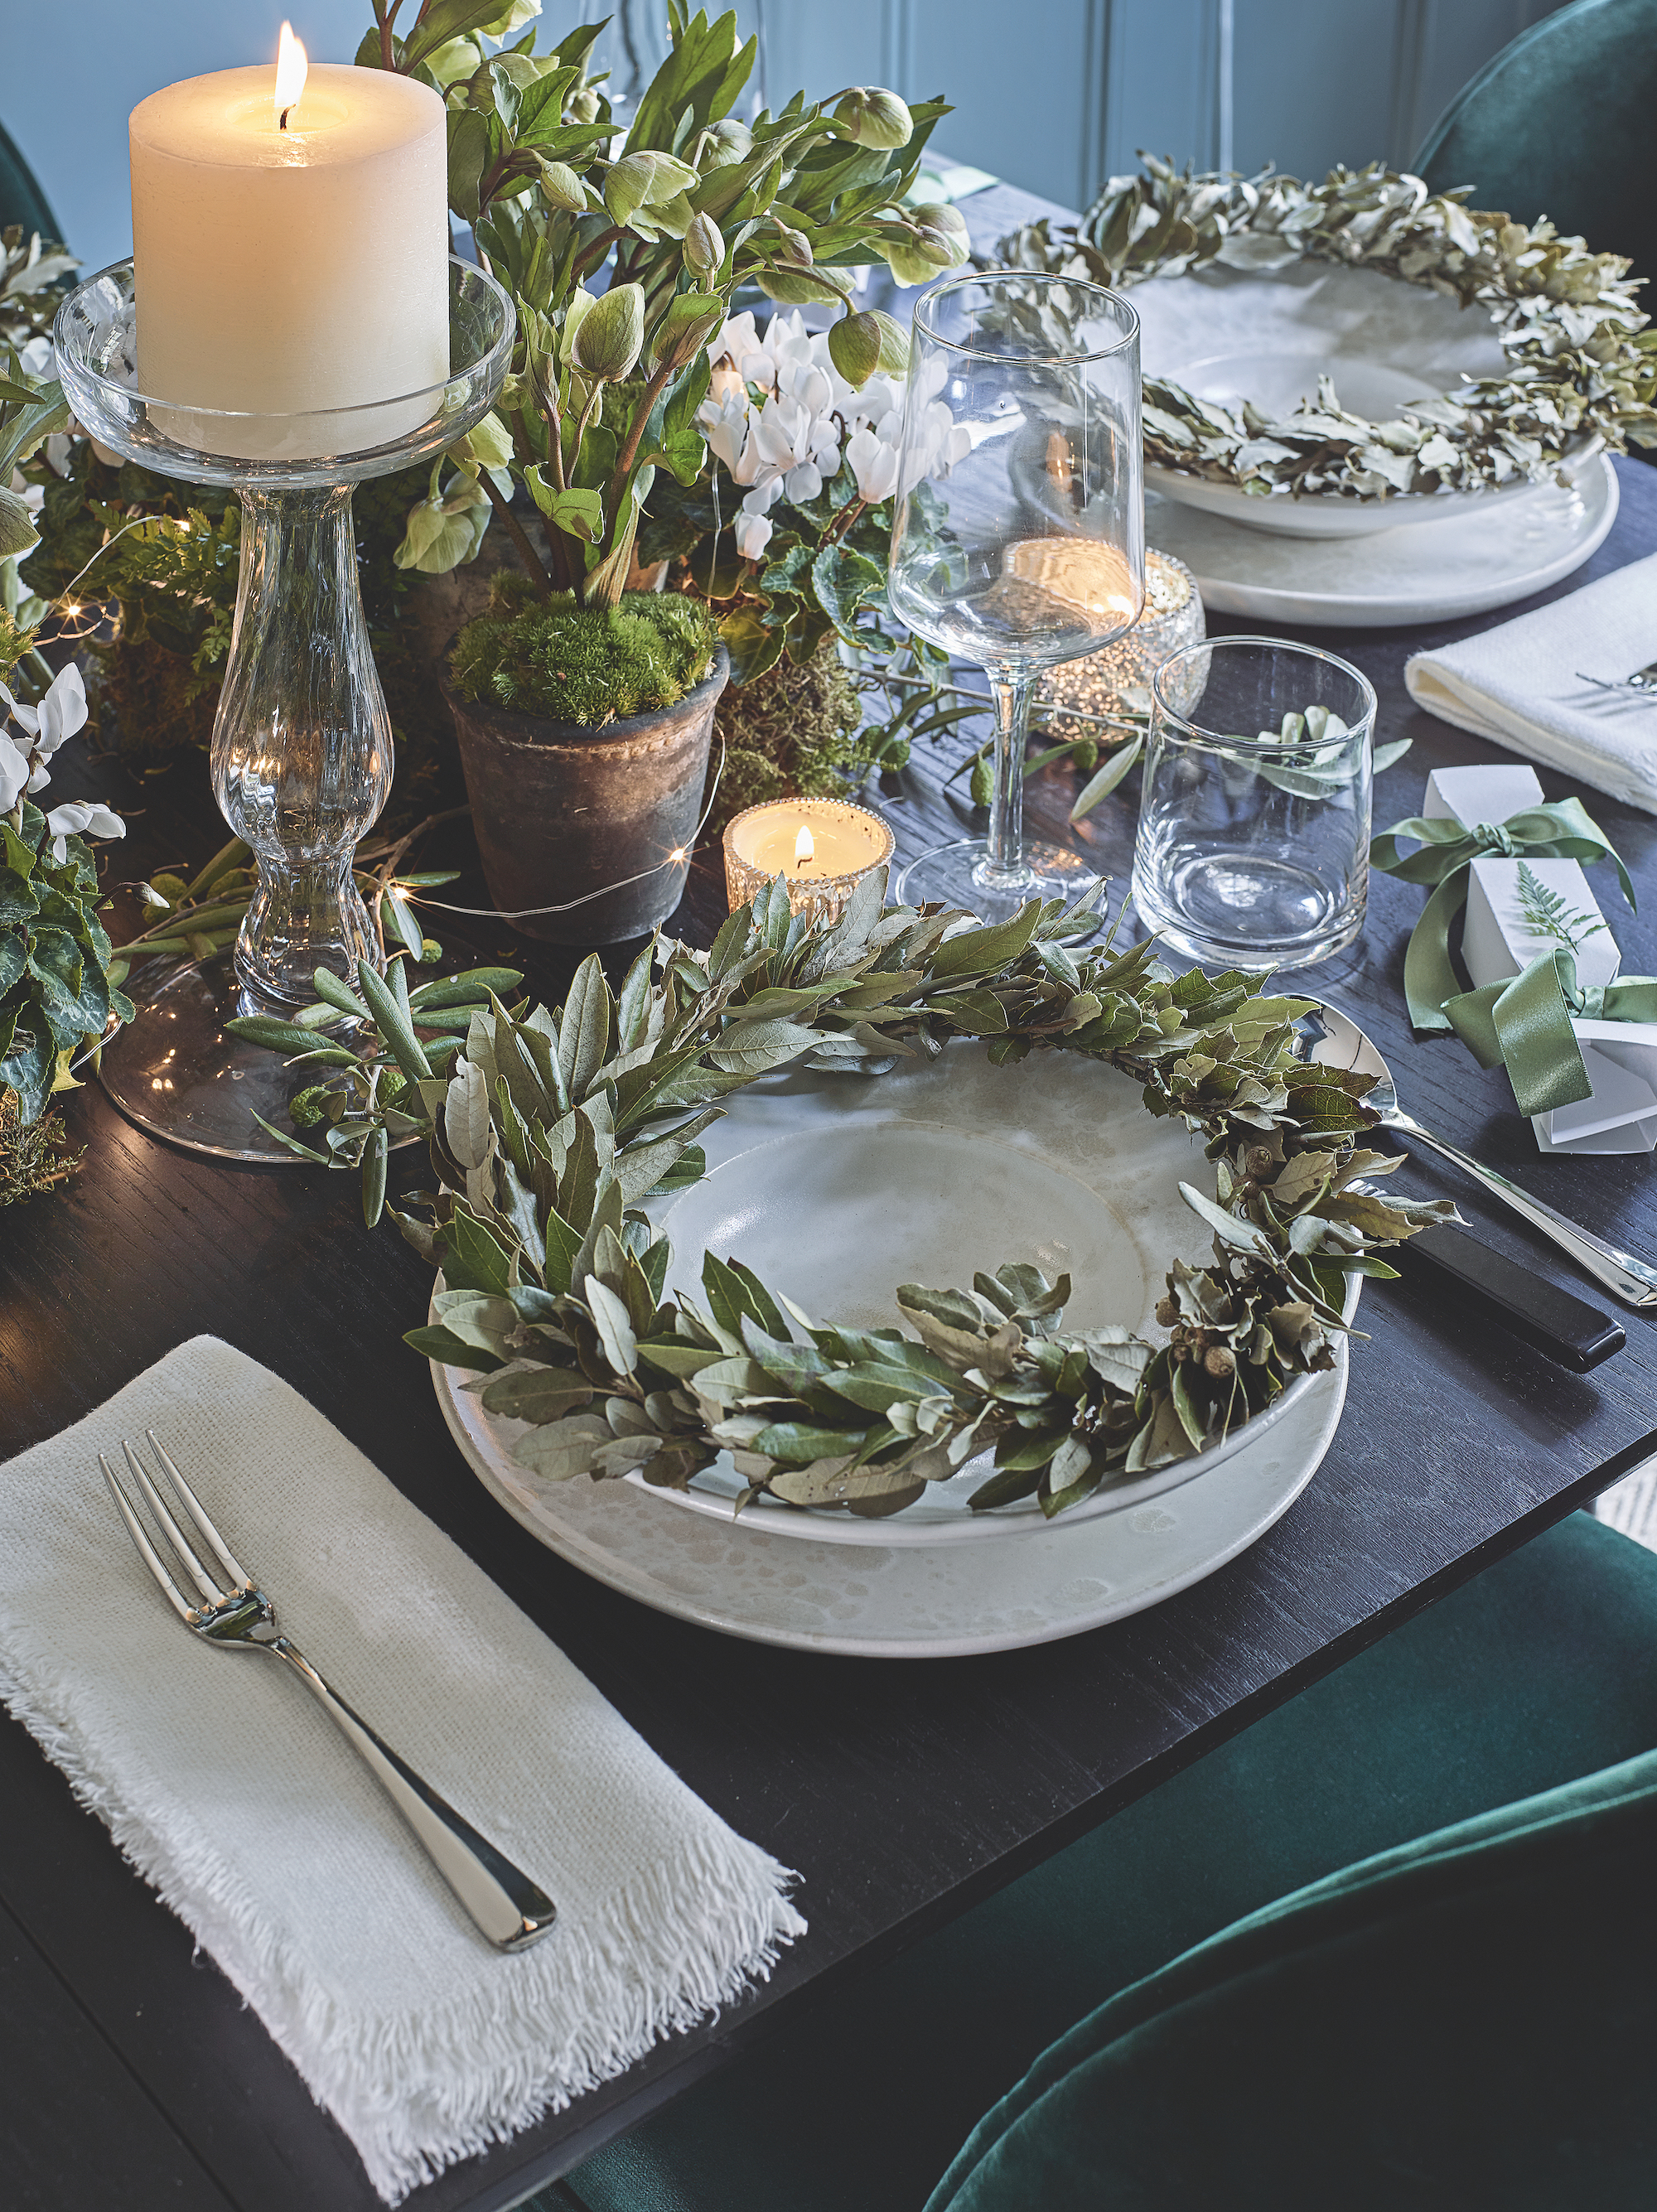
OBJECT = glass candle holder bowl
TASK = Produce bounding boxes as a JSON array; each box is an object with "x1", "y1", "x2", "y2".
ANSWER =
[
  {"x1": 1036, "y1": 548, "x2": 1204, "y2": 740},
  {"x1": 54, "y1": 255, "x2": 514, "y2": 1162},
  {"x1": 722, "y1": 799, "x2": 896, "y2": 925},
  {"x1": 1129, "y1": 636, "x2": 1376, "y2": 972}
]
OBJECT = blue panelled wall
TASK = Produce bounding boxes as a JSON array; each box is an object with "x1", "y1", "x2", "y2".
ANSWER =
[{"x1": 10, "y1": 0, "x2": 1568, "y2": 275}]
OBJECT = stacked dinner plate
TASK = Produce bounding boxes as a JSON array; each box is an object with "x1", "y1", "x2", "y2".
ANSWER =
[
  {"x1": 433, "y1": 1036, "x2": 1356, "y2": 1658},
  {"x1": 1134, "y1": 256, "x2": 1617, "y2": 628}
]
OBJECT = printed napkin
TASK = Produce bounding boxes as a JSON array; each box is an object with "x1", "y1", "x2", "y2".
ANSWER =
[
  {"x1": 1405, "y1": 552, "x2": 1657, "y2": 813},
  {"x1": 0, "y1": 1338, "x2": 803, "y2": 2203}
]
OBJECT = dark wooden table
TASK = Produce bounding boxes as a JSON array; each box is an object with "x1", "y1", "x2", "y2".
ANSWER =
[{"x1": 7, "y1": 408, "x2": 1657, "y2": 2210}]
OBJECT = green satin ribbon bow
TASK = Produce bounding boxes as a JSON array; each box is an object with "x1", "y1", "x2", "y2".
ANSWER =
[
  {"x1": 1442, "y1": 947, "x2": 1657, "y2": 1117},
  {"x1": 1370, "y1": 797, "x2": 1635, "y2": 1033}
]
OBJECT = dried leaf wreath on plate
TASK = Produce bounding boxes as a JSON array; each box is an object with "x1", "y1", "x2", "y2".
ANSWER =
[
  {"x1": 228, "y1": 877, "x2": 1453, "y2": 1520},
  {"x1": 1001, "y1": 156, "x2": 1657, "y2": 503}
]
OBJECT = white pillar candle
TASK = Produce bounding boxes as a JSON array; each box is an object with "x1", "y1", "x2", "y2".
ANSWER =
[{"x1": 130, "y1": 41, "x2": 447, "y2": 461}]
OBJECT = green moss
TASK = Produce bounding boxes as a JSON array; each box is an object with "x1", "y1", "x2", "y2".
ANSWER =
[
  {"x1": 0, "y1": 1090, "x2": 80, "y2": 1207},
  {"x1": 713, "y1": 638, "x2": 884, "y2": 825},
  {"x1": 449, "y1": 580, "x2": 718, "y2": 727}
]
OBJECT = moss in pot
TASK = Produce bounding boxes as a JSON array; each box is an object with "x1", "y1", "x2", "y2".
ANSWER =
[{"x1": 441, "y1": 577, "x2": 727, "y2": 944}]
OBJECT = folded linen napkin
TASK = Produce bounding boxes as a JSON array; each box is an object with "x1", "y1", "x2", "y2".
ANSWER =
[
  {"x1": 1404, "y1": 552, "x2": 1657, "y2": 814},
  {"x1": 0, "y1": 1338, "x2": 803, "y2": 2203}
]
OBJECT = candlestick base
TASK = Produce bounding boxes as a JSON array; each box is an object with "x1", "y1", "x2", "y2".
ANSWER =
[
  {"x1": 55, "y1": 256, "x2": 514, "y2": 1162},
  {"x1": 99, "y1": 930, "x2": 503, "y2": 1165}
]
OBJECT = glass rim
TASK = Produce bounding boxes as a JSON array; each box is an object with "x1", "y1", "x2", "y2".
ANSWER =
[
  {"x1": 912, "y1": 268, "x2": 1140, "y2": 366},
  {"x1": 1150, "y1": 633, "x2": 1377, "y2": 743},
  {"x1": 53, "y1": 254, "x2": 515, "y2": 426}
]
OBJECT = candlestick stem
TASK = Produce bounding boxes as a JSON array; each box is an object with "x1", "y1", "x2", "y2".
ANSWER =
[{"x1": 213, "y1": 485, "x2": 391, "y2": 1011}]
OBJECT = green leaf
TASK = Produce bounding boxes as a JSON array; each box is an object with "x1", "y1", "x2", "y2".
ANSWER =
[
  {"x1": 403, "y1": 1324, "x2": 505, "y2": 1373},
  {"x1": 357, "y1": 964, "x2": 434, "y2": 1084},
  {"x1": 927, "y1": 906, "x2": 1041, "y2": 979},
  {"x1": 440, "y1": 1209, "x2": 514, "y2": 1294},
  {"x1": 559, "y1": 953, "x2": 611, "y2": 1100},
  {"x1": 584, "y1": 1275, "x2": 640, "y2": 1374},
  {"x1": 1070, "y1": 735, "x2": 1143, "y2": 822},
  {"x1": 480, "y1": 1367, "x2": 595, "y2": 1422}
]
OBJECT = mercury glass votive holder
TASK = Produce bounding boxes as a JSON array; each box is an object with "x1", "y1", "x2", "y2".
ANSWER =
[
  {"x1": 1036, "y1": 548, "x2": 1205, "y2": 740},
  {"x1": 722, "y1": 799, "x2": 896, "y2": 925}
]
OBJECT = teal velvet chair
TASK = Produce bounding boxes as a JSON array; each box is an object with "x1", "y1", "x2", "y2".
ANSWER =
[
  {"x1": 1413, "y1": 0, "x2": 1657, "y2": 284},
  {"x1": 0, "y1": 120, "x2": 61, "y2": 244},
  {"x1": 546, "y1": 1513, "x2": 1657, "y2": 2212}
]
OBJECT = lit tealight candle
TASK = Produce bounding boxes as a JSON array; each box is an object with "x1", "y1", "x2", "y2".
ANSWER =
[{"x1": 722, "y1": 799, "x2": 896, "y2": 924}]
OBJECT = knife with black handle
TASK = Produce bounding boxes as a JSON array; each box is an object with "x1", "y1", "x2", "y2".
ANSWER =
[{"x1": 1389, "y1": 1221, "x2": 1626, "y2": 1371}]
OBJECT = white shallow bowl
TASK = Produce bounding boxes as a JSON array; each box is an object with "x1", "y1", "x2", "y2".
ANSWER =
[
  {"x1": 1147, "y1": 454, "x2": 1618, "y2": 629},
  {"x1": 1135, "y1": 258, "x2": 1594, "y2": 539},
  {"x1": 433, "y1": 1340, "x2": 1348, "y2": 1656},
  {"x1": 507, "y1": 1038, "x2": 1357, "y2": 1547}
]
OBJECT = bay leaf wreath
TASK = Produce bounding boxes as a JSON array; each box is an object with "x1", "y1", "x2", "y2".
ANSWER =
[{"x1": 228, "y1": 877, "x2": 1451, "y2": 1521}]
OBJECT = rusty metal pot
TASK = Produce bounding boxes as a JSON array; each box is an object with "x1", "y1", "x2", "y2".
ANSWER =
[{"x1": 440, "y1": 643, "x2": 728, "y2": 945}]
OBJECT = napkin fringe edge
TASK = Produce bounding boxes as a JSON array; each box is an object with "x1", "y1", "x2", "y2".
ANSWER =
[{"x1": 1, "y1": 1659, "x2": 805, "y2": 2205}]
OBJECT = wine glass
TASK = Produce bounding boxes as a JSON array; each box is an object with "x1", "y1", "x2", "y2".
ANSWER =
[{"x1": 886, "y1": 271, "x2": 1144, "y2": 920}]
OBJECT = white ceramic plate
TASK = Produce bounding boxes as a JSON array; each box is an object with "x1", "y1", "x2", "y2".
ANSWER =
[
  {"x1": 1135, "y1": 258, "x2": 1596, "y2": 539},
  {"x1": 432, "y1": 1340, "x2": 1345, "y2": 1656},
  {"x1": 625, "y1": 1041, "x2": 1358, "y2": 1543},
  {"x1": 1147, "y1": 454, "x2": 1618, "y2": 629}
]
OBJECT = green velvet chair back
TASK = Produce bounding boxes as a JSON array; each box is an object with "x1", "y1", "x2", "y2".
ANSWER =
[
  {"x1": 929, "y1": 1746, "x2": 1657, "y2": 2210},
  {"x1": 1413, "y1": 0, "x2": 1657, "y2": 285},
  {"x1": 0, "y1": 120, "x2": 61, "y2": 244}
]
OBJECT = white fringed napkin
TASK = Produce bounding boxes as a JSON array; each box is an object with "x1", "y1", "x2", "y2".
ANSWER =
[
  {"x1": 1405, "y1": 552, "x2": 1657, "y2": 813},
  {"x1": 0, "y1": 1338, "x2": 803, "y2": 2202}
]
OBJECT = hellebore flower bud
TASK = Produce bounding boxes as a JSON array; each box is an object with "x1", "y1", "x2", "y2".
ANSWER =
[
  {"x1": 684, "y1": 211, "x2": 725, "y2": 276},
  {"x1": 909, "y1": 201, "x2": 971, "y2": 257},
  {"x1": 833, "y1": 86, "x2": 913, "y2": 149},
  {"x1": 572, "y1": 282, "x2": 645, "y2": 383},
  {"x1": 827, "y1": 311, "x2": 882, "y2": 389},
  {"x1": 650, "y1": 288, "x2": 725, "y2": 373},
  {"x1": 536, "y1": 158, "x2": 587, "y2": 214}
]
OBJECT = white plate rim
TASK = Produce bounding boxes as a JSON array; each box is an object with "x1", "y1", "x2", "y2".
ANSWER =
[
  {"x1": 431, "y1": 1343, "x2": 1348, "y2": 1656},
  {"x1": 1154, "y1": 454, "x2": 1618, "y2": 625}
]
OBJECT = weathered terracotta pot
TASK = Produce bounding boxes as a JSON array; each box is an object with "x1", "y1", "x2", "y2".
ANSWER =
[{"x1": 440, "y1": 643, "x2": 729, "y2": 945}]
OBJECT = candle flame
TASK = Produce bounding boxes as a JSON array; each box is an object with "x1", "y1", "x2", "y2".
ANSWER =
[
  {"x1": 274, "y1": 22, "x2": 308, "y2": 128},
  {"x1": 794, "y1": 824, "x2": 814, "y2": 867}
]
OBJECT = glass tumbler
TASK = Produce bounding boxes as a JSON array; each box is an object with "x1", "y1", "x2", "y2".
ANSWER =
[{"x1": 1130, "y1": 636, "x2": 1376, "y2": 969}]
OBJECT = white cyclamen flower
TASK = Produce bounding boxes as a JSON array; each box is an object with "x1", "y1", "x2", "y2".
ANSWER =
[
  {"x1": 751, "y1": 393, "x2": 840, "y2": 505},
  {"x1": 31, "y1": 662, "x2": 89, "y2": 758},
  {"x1": 733, "y1": 510, "x2": 774, "y2": 561},
  {"x1": 845, "y1": 422, "x2": 901, "y2": 503},
  {"x1": 0, "y1": 732, "x2": 31, "y2": 812},
  {"x1": 45, "y1": 800, "x2": 125, "y2": 863},
  {"x1": 698, "y1": 389, "x2": 752, "y2": 473}
]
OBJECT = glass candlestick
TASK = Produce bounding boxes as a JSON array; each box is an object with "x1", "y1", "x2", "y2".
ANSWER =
[{"x1": 53, "y1": 257, "x2": 513, "y2": 1161}]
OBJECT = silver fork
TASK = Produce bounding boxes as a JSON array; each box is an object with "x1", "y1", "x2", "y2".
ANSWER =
[
  {"x1": 100, "y1": 1432, "x2": 556, "y2": 1953},
  {"x1": 1577, "y1": 660, "x2": 1657, "y2": 698}
]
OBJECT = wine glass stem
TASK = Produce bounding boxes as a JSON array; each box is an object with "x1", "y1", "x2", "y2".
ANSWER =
[
  {"x1": 983, "y1": 668, "x2": 1033, "y2": 887},
  {"x1": 211, "y1": 485, "x2": 394, "y2": 1013}
]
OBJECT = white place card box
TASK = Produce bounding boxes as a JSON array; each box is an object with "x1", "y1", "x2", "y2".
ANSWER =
[{"x1": 1420, "y1": 763, "x2": 1657, "y2": 1153}]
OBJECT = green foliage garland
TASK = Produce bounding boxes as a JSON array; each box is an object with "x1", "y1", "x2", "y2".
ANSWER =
[{"x1": 227, "y1": 875, "x2": 1452, "y2": 1520}]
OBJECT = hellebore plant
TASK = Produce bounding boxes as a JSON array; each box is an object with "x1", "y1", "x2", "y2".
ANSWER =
[{"x1": 366, "y1": 2, "x2": 968, "y2": 618}]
